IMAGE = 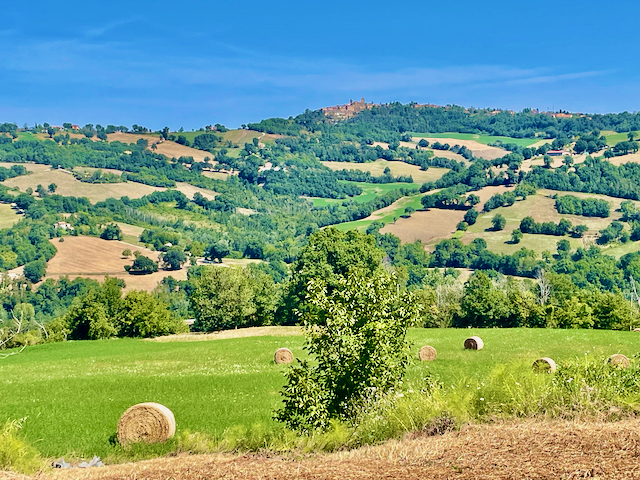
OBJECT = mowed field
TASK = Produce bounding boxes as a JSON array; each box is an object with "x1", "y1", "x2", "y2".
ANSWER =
[
  {"x1": 409, "y1": 136, "x2": 508, "y2": 160},
  {"x1": 41, "y1": 236, "x2": 188, "y2": 291},
  {"x1": 321, "y1": 159, "x2": 448, "y2": 184},
  {"x1": 0, "y1": 328, "x2": 638, "y2": 462},
  {"x1": 2, "y1": 167, "x2": 163, "y2": 202},
  {"x1": 411, "y1": 132, "x2": 544, "y2": 148},
  {"x1": 35, "y1": 419, "x2": 640, "y2": 480},
  {"x1": 379, "y1": 185, "x2": 514, "y2": 247}
]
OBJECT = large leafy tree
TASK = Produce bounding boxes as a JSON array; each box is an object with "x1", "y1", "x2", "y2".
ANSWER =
[
  {"x1": 276, "y1": 269, "x2": 421, "y2": 432},
  {"x1": 279, "y1": 227, "x2": 384, "y2": 325}
]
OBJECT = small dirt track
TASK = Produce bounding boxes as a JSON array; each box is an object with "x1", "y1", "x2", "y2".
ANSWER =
[{"x1": 25, "y1": 419, "x2": 640, "y2": 479}]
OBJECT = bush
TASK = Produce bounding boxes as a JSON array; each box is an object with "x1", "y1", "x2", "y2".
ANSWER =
[
  {"x1": 0, "y1": 419, "x2": 41, "y2": 474},
  {"x1": 275, "y1": 269, "x2": 421, "y2": 432}
]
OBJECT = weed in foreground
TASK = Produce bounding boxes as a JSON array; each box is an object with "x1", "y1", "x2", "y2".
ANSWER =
[{"x1": 0, "y1": 418, "x2": 42, "y2": 474}]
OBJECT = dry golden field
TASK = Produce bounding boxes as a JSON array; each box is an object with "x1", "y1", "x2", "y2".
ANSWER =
[
  {"x1": 30, "y1": 419, "x2": 640, "y2": 480},
  {"x1": 380, "y1": 185, "x2": 513, "y2": 246},
  {"x1": 410, "y1": 137, "x2": 506, "y2": 160},
  {"x1": 41, "y1": 236, "x2": 187, "y2": 292},
  {"x1": 320, "y1": 159, "x2": 448, "y2": 184},
  {"x1": 2, "y1": 168, "x2": 163, "y2": 202}
]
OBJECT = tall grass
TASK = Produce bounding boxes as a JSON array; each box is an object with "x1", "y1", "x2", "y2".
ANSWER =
[{"x1": 0, "y1": 418, "x2": 41, "y2": 474}]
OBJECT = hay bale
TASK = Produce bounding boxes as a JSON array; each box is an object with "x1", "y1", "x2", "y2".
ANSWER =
[
  {"x1": 418, "y1": 345, "x2": 437, "y2": 361},
  {"x1": 464, "y1": 336, "x2": 483, "y2": 350},
  {"x1": 274, "y1": 347, "x2": 293, "y2": 364},
  {"x1": 117, "y1": 402, "x2": 175, "y2": 447},
  {"x1": 634, "y1": 328, "x2": 640, "y2": 332},
  {"x1": 608, "y1": 354, "x2": 630, "y2": 369},
  {"x1": 532, "y1": 357, "x2": 557, "y2": 374}
]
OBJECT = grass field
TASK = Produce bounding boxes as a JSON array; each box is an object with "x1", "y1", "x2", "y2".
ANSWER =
[
  {"x1": 306, "y1": 181, "x2": 418, "y2": 207},
  {"x1": 460, "y1": 189, "x2": 630, "y2": 256},
  {"x1": 411, "y1": 132, "x2": 542, "y2": 148},
  {"x1": 320, "y1": 160, "x2": 448, "y2": 185},
  {"x1": 0, "y1": 204, "x2": 22, "y2": 228},
  {"x1": 601, "y1": 130, "x2": 639, "y2": 146},
  {"x1": 1, "y1": 328, "x2": 638, "y2": 460}
]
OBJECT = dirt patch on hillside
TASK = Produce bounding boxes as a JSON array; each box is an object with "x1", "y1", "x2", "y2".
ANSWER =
[
  {"x1": 153, "y1": 142, "x2": 211, "y2": 163},
  {"x1": 381, "y1": 185, "x2": 513, "y2": 246},
  {"x1": 33, "y1": 419, "x2": 640, "y2": 479},
  {"x1": 150, "y1": 326, "x2": 303, "y2": 342},
  {"x1": 41, "y1": 236, "x2": 187, "y2": 292},
  {"x1": 411, "y1": 137, "x2": 506, "y2": 160},
  {"x1": 174, "y1": 183, "x2": 217, "y2": 200}
]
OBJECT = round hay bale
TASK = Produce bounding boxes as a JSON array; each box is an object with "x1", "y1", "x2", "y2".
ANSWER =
[
  {"x1": 532, "y1": 357, "x2": 557, "y2": 374},
  {"x1": 608, "y1": 354, "x2": 630, "y2": 369},
  {"x1": 117, "y1": 402, "x2": 175, "y2": 447},
  {"x1": 274, "y1": 347, "x2": 293, "y2": 364},
  {"x1": 634, "y1": 328, "x2": 640, "y2": 332},
  {"x1": 464, "y1": 336, "x2": 484, "y2": 350},
  {"x1": 418, "y1": 345, "x2": 437, "y2": 361}
]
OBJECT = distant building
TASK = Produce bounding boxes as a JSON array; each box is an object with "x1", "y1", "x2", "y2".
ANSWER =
[
  {"x1": 322, "y1": 98, "x2": 375, "y2": 121},
  {"x1": 53, "y1": 221, "x2": 74, "y2": 230},
  {"x1": 547, "y1": 150, "x2": 568, "y2": 156}
]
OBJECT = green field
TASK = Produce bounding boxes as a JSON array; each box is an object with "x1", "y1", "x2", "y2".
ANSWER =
[
  {"x1": 602, "y1": 130, "x2": 639, "y2": 146},
  {"x1": 462, "y1": 190, "x2": 630, "y2": 256},
  {"x1": 0, "y1": 204, "x2": 22, "y2": 229},
  {"x1": 411, "y1": 132, "x2": 542, "y2": 148},
  {"x1": 334, "y1": 192, "x2": 427, "y2": 232},
  {"x1": 1, "y1": 328, "x2": 637, "y2": 461},
  {"x1": 307, "y1": 181, "x2": 418, "y2": 207}
]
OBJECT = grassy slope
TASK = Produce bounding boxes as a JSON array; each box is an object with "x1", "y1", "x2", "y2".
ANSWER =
[
  {"x1": 602, "y1": 130, "x2": 639, "y2": 146},
  {"x1": 307, "y1": 181, "x2": 418, "y2": 207},
  {"x1": 458, "y1": 189, "x2": 635, "y2": 256},
  {"x1": 1, "y1": 328, "x2": 637, "y2": 459},
  {"x1": 411, "y1": 132, "x2": 541, "y2": 148}
]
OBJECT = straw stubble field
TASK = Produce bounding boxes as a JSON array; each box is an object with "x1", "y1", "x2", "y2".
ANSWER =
[{"x1": 35, "y1": 420, "x2": 640, "y2": 480}]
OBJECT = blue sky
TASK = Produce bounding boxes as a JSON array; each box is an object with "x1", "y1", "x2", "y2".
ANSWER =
[{"x1": 1, "y1": 0, "x2": 639, "y2": 130}]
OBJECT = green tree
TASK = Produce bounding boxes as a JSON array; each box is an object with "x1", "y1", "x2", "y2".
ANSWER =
[
  {"x1": 125, "y1": 255, "x2": 158, "y2": 275},
  {"x1": 162, "y1": 249, "x2": 187, "y2": 271},
  {"x1": 491, "y1": 214, "x2": 506, "y2": 231},
  {"x1": 456, "y1": 272, "x2": 512, "y2": 327},
  {"x1": 23, "y1": 259, "x2": 46, "y2": 283},
  {"x1": 276, "y1": 269, "x2": 420, "y2": 432},
  {"x1": 65, "y1": 292, "x2": 118, "y2": 340},
  {"x1": 100, "y1": 223, "x2": 122, "y2": 241},
  {"x1": 280, "y1": 228, "x2": 384, "y2": 325},
  {"x1": 118, "y1": 290, "x2": 186, "y2": 337},
  {"x1": 190, "y1": 267, "x2": 259, "y2": 331},
  {"x1": 47, "y1": 183, "x2": 57, "y2": 193},
  {"x1": 511, "y1": 228, "x2": 523, "y2": 244},
  {"x1": 205, "y1": 240, "x2": 230, "y2": 263},
  {"x1": 122, "y1": 249, "x2": 132, "y2": 258}
]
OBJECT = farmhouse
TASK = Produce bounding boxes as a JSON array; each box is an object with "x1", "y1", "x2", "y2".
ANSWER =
[
  {"x1": 53, "y1": 221, "x2": 74, "y2": 230},
  {"x1": 547, "y1": 150, "x2": 569, "y2": 156}
]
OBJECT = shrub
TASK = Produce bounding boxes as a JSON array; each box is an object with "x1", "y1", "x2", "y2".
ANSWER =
[
  {"x1": 275, "y1": 269, "x2": 421, "y2": 432},
  {"x1": 0, "y1": 419, "x2": 41, "y2": 474}
]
